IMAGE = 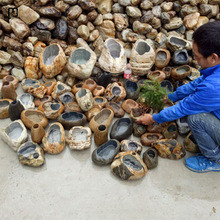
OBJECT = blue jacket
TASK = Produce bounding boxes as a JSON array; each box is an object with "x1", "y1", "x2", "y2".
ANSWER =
[{"x1": 153, "y1": 64, "x2": 220, "y2": 124}]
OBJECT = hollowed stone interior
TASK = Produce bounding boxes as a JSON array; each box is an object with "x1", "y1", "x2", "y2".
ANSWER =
[
  {"x1": 5, "y1": 122, "x2": 23, "y2": 140},
  {"x1": 72, "y1": 127, "x2": 88, "y2": 141},
  {"x1": 189, "y1": 135, "x2": 196, "y2": 144},
  {"x1": 156, "y1": 51, "x2": 167, "y2": 64},
  {"x1": 20, "y1": 93, "x2": 32, "y2": 104},
  {"x1": 116, "y1": 119, "x2": 130, "y2": 135},
  {"x1": 170, "y1": 37, "x2": 186, "y2": 47},
  {"x1": 95, "y1": 98, "x2": 103, "y2": 103},
  {"x1": 167, "y1": 125, "x2": 177, "y2": 132},
  {"x1": 44, "y1": 82, "x2": 52, "y2": 87},
  {"x1": 151, "y1": 71, "x2": 160, "y2": 77},
  {"x1": 6, "y1": 75, "x2": 14, "y2": 81},
  {"x1": 78, "y1": 89, "x2": 86, "y2": 98},
  {"x1": 62, "y1": 94, "x2": 72, "y2": 103},
  {"x1": 0, "y1": 100, "x2": 10, "y2": 108},
  {"x1": 176, "y1": 51, "x2": 187, "y2": 61},
  {"x1": 57, "y1": 84, "x2": 64, "y2": 90},
  {"x1": 160, "y1": 81, "x2": 173, "y2": 91},
  {"x1": 169, "y1": 139, "x2": 177, "y2": 146},
  {"x1": 48, "y1": 124, "x2": 61, "y2": 143},
  {"x1": 86, "y1": 79, "x2": 95, "y2": 86},
  {"x1": 18, "y1": 142, "x2": 37, "y2": 157},
  {"x1": 176, "y1": 66, "x2": 190, "y2": 74},
  {"x1": 128, "y1": 142, "x2": 138, "y2": 151},
  {"x1": 43, "y1": 44, "x2": 59, "y2": 65},
  {"x1": 136, "y1": 42, "x2": 150, "y2": 55},
  {"x1": 112, "y1": 86, "x2": 121, "y2": 95},
  {"x1": 107, "y1": 39, "x2": 121, "y2": 58},
  {"x1": 147, "y1": 135, "x2": 159, "y2": 140},
  {"x1": 76, "y1": 83, "x2": 83, "y2": 88},
  {"x1": 94, "y1": 109, "x2": 111, "y2": 124},
  {"x1": 71, "y1": 49, "x2": 90, "y2": 65},
  {"x1": 62, "y1": 112, "x2": 83, "y2": 120},
  {"x1": 123, "y1": 155, "x2": 142, "y2": 171},
  {"x1": 126, "y1": 81, "x2": 138, "y2": 92},
  {"x1": 98, "y1": 125, "x2": 106, "y2": 131},
  {"x1": 97, "y1": 140, "x2": 117, "y2": 158},
  {"x1": 23, "y1": 79, "x2": 38, "y2": 86},
  {"x1": 109, "y1": 102, "x2": 119, "y2": 110},
  {"x1": 147, "y1": 150, "x2": 155, "y2": 158},
  {"x1": 51, "y1": 103, "x2": 60, "y2": 110},
  {"x1": 25, "y1": 110, "x2": 44, "y2": 121}
]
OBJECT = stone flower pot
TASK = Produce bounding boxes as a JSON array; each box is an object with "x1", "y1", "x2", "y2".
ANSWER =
[
  {"x1": 67, "y1": 47, "x2": 97, "y2": 79},
  {"x1": 143, "y1": 147, "x2": 158, "y2": 170},
  {"x1": 105, "y1": 82, "x2": 126, "y2": 103},
  {"x1": 1, "y1": 119, "x2": 28, "y2": 151},
  {"x1": 67, "y1": 126, "x2": 92, "y2": 150},
  {"x1": 124, "y1": 80, "x2": 139, "y2": 100},
  {"x1": 9, "y1": 100, "x2": 25, "y2": 121},
  {"x1": 155, "y1": 48, "x2": 171, "y2": 68},
  {"x1": 130, "y1": 39, "x2": 155, "y2": 76},
  {"x1": 111, "y1": 151, "x2": 148, "y2": 180},
  {"x1": 162, "y1": 122, "x2": 178, "y2": 139},
  {"x1": 141, "y1": 132, "x2": 164, "y2": 146},
  {"x1": 105, "y1": 101, "x2": 125, "y2": 118},
  {"x1": 0, "y1": 99, "x2": 12, "y2": 119},
  {"x1": 39, "y1": 44, "x2": 66, "y2": 78},
  {"x1": 85, "y1": 105, "x2": 102, "y2": 121},
  {"x1": 171, "y1": 65, "x2": 192, "y2": 80},
  {"x1": 82, "y1": 78, "x2": 97, "y2": 92},
  {"x1": 17, "y1": 141, "x2": 45, "y2": 167},
  {"x1": 172, "y1": 49, "x2": 189, "y2": 65},
  {"x1": 148, "y1": 70, "x2": 166, "y2": 82},
  {"x1": 98, "y1": 38, "x2": 126, "y2": 75},
  {"x1": 120, "y1": 139, "x2": 143, "y2": 154},
  {"x1": 21, "y1": 78, "x2": 40, "y2": 92},
  {"x1": 17, "y1": 93, "x2": 35, "y2": 109},
  {"x1": 183, "y1": 132, "x2": 200, "y2": 153},
  {"x1": 121, "y1": 99, "x2": 138, "y2": 114},
  {"x1": 42, "y1": 122, "x2": 65, "y2": 154},
  {"x1": 75, "y1": 88, "x2": 93, "y2": 112},
  {"x1": 166, "y1": 35, "x2": 192, "y2": 52},
  {"x1": 31, "y1": 123, "x2": 45, "y2": 144}
]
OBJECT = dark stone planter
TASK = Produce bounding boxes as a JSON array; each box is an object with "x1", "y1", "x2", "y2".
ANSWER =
[
  {"x1": 92, "y1": 139, "x2": 120, "y2": 165},
  {"x1": 58, "y1": 111, "x2": 87, "y2": 130},
  {"x1": 143, "y1": 147, "x2": 158, "y2": 169},
  {"x1": 9, "y1": 100, "x2": 25, "y2": 121},
  {"x1": 95, "y1": 71, "x2": 112, "y2": 88},
  {"x1": 125, "y1": 80, "x2": 139, "y2": 100},
  {"x1": 172, "y1": 49, "x2": 189, "y2": 65},
  {"x1": 110, "y1": 118, "x2": 133, "y2": 141}
]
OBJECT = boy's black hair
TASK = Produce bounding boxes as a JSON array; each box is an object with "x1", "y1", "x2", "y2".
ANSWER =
[{"x1": 193, "y1": 21, "x2": 220, "y2": 58}]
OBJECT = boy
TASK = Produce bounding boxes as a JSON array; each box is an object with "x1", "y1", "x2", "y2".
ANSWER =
[{"x1": 137, "y1": 21, "x2": 220, "y2": 173}]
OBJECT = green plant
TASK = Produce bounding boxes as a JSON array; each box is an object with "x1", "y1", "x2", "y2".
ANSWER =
[{"x1": 137, "y1": 79, "x2": 170, "y2": 111}]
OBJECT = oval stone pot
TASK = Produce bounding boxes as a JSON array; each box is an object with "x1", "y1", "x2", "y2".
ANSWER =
[
  {"x1": 17, "y1": 93, "x2": 35, "y2": 109},
  {"x1": 51, "y1": 81, "x2": 71, "y2": 100},
  {"x1": 93, "y1": 85, "x2": 105, "y2": 96},
  {"x1": 85, "y1": 105, "x2": 102, "y2": 121},
  {"x1": 39, "y1": 101, "x2": 64, "y2": 120},
  {"x1": 125, "y1": 80, "x2": 139, "y2": 100},
  {"x1": 105, "y1": 82, "x2": 126, "y2": 103},
  {"x1": 92, "y1": 139, "x2": 120, "y2": 166},
  {"x1": 3, "y1": 75, "x2": 19, "y2": 88},
  {"x1": 34, "y1": 95, "x2": 53, "y2": 107},
  {"x1": 105, "y1": 101, "x2": 125, "y2": 118},
  {"x1": 58, "y1": 111, "x2": 87, "y2": 130},
  {"x1": 9, "y1": 100, "x2": 25, "y2": 121},
  {"x1": 133, "y1": 123, "x2": 147, "y2": 137},
  {"x1": 93, "y1": 96, "x2": 107, "y2": 108},
  {"x1": 110, "y1": 118, "x2": 133, "y2": 141},
  {"x1": 183, "y1": 132, "x2": 200, "y2": 153},
  {"x1": 67, "y1": 47, "x2": 97, "y2": 79},
  {"x1": 82, "y1": 78, "x2": 97, "y2": 92},
  {"x1": 155, "y1": 48, "x2": 171, "y2": 68},
  {"x1": 89, "y1": 108, "x2": 114, "y2": 132},
  {"x1": 98, "y1": 38, "x2": 126, "y2": 75},
  {"x1": 148, "y1": 70, "x2": 166, "y2": 82},
  {"x1": 39, "y1": 44, "x2": 66, "y2": 78},
  {"x1": 152, "y1": 139, "x2": 186, "y2": 160},
  {"x1": 57, "y1": 91, "x2": 75, "y2": 105},
  {"x1": 172, "y1": 49, "x2": 189, "y2": 65},
  {"x1": 42, "y1": 122, "x2": 65, "y2": 154},
  {"x1": 111, "y1": 151, "x2": 148, "y2": 180},
  {"x1": 17, "y1": 141, "x2": 45, "y2": 167},
  {"x1": 121, "y1": 99, "x2": 138, "y2": 114},
  {"x1": 67, "y1": 126, "x2": 92, "y2": 150},
  {"x1": 1, "y1": 119, "x2": 28, "y2": 151},
  {"x1": 130, "y1": 39, "x2": 155, "y2": 76},
  {"x1": 171, "y1": 65, "x2": 192, "y2": 80},
  {"x1": 160, "y1": 80, "x2": 174, "y2": 93},
  {"x1": 72, "y1": 82, "x2": 83, "y2": 95},
  {"x1": 21, "y1": 109, "x2": 48, "y2": 129},
  {"x1": 21, "y1": 78, "x2": 40, "y2": 92},
  {"x1": 162, "y1": 66, "x2": 172, "y2": 78},
  {"x1": 120, "y1": 139, "x2": 143, "y2": 154},
  {"x1": 162, "y1": 122, "x2": 178, "y2": 139},
  {"x1": 167, "y1": 35, "x2": 191, "y2": 52},
  {"x1": 43, "y1": 81, "x2": 57, "y2": 95},
  {"x1": 147, "y1": 122, "x2": 168, "y2": 133},
  {"x1": 0, "y1": 99, "x2": 12, "y2": 119},
  {"x1": 31, "y1": 123, "x2": 45, "y2": 144},
  {"x1": 95, "y1": 71, "x2": 112, "y2": 88},
  {"x1": 141, "y1": 132, "x2": 164, "y2": 146},
  {"x1": 143, "y1": 147, "x2": 158, "y2": 169},
  {"x1": 75, "y1": 88, "x2": 93, "y2": 112}
]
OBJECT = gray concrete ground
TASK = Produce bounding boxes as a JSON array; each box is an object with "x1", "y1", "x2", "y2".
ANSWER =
[{"x1": 0, "y1": 84, "x2": 220, "y2": 220}]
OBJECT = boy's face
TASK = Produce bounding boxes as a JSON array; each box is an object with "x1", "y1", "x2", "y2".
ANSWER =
[{"x1": 192, "y1": 42, "x2": 214, "y2": 70}]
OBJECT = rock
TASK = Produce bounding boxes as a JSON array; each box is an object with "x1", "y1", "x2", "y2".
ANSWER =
[
  {"x1": 24, "y1": 56, "x2": 41, "y2": 79},
  {"x1": 97, "y1": 0, "x2": 112, "y2": 14},
  {"x1": 67, "y1": 5, "x2": 82, "y2": 20},
  {"x1": 39, "y1": 6, "x2": 62, "y2": 18},
  {"x1": 1, "y1": 120, "x2": 28, "y2": 151},
  {"x1": 164, "y1": 17, "x2": 183, "y2": 30},
  {"x1": 35, "y1": 18, "x2": 56, "y2": 31},
  {"x1": 77, "y1": 25, "x2": 90, "y2": 40},
  {"x1": 111, "y1": 151, "x2": 148, "y2": 180},
  {"x1": 112, "y1": 3, "x2": 124, "y2": 13},
  {"x1": 143, "y1": 147, "x2": 158, "y2": 169},
  {"x1": 53, "y1": 18, "x2": 68, "y2": 40},
  {"x1": 113, "y1": 13, "x2": 129, "y2": 31},
  {"x1": 96, "y1": 20, "x2": 115, "y2": 39},
  {"x1": 18, "y1": 5, "x2": 40, "y2": 25},
  {"x1": 0, "y1": 99, "x2": 12, "y2": 119},
  {"x1": 133, "y1": 21, "x2": 152, "y2": 34},
  {"x1": 55, "y1": 1, "x2": 70, "y2": 13},
  {"x1": 23, "y1": 42, "x2": 34, "y2": 57},
  {"x1": 78, "y1": 0, "x2": 96, "y2": 11},
  {"x1": 0, "y1": 51, "x2": 11, "y2": 64},
  {"x1": 75, "y1": 88, "x2": 93, "y2": 111},
  {"x1": 195, "y1": 16, "x2": 209, "y2": 29},
  {"x1": 120, "y1": 139, "x2": 142, "y2": 154},
  {"x1": 126, "y1": 6, "x2": 142, "y2": 18},
  {"x1": 7, "y1": 50, "x2": 24, "y2": 67},
  {"x1": 67, "y1": 126, "x2": 91, "y2": 150},
  {"x1": 17, "y1": 141, "x2": 45, "y2": 167},
  {"x1": 9, "y1": 18, "x2": 30, "y2": 39},
  {"x1": 0, "y1": 19, "x2": 12, "y2": 33},
  {"x1": 183, "y1": 12, "x2": 200, "y2": 29},
  {"x1": 31, "y1": 26, "x2": 51, "y2": 42},
  {"x1": 3, "y1": 36, "x2": 22, "y2": 52},
  {"x1": 92, "y1": 139, "x2": 121, "y2": 165}
]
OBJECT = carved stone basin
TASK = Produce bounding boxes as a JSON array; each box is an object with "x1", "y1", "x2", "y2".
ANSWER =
[
  {"x1": 171, "y1": 65, "x2": 192, "y2": 80},
  {"x1": 21, "y1": 109, "x2": 48, "y2": 129},
  {"x1": 105, "y1": 101, "x2": 125, "y2": 118},
  {"x1": 111, "y1": 151, "x2": 148, "y2": 180},
  {"x1": 21, "y1": 78, "x2": 40, "y2": 92},
  {"x1": 1, "y1": 119, "x2": 28, "y2": 151},
  {"x1": 141, "y1": 132, "x2": 164, "y2": 146},
  {"x1": 17, "y1": 141, "x2": 45, "y2": 167},
  {"x1": 67, "y1": 126, "x2": 91, "y2": 150},
  {"x1": 0, "y1": 99, "x2": 12, "y2": 119},
  {"x1": 58, "y1": 111, "x2": 87, "y2": 130},
  {"x1": 120, "y1": 139, "x2": 143, "y2": 154},
  {"x1": 172, "y1": 49, "x2": 189, "y2": 65},
  {"x1": 92, "y1": 139, "x2": 120, "y2": 165},
  {"x1": 18, "y1": 93, "x2": 35, "y2": 109}
]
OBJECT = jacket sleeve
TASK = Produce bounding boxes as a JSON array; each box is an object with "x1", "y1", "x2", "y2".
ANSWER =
[
  {"x1": 153, "y1": 79, "x2": 220, "y2": 123},
  {"x1": 168, "y1": 76, "x2": 204, "y2": 102}
]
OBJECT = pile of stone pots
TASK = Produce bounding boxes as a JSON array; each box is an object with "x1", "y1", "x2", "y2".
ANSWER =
[{"x1": 0, "y1": 0, "x2": 217, "y2": 180}]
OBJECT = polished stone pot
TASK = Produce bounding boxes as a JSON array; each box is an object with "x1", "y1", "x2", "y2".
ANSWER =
[
  {"x1": 9, "y1": 100, "x2": 25, "y2": 121},
  {"x1": 120, "y1": 139, "x2": 143, "y2": 154},
  {"x1": 0, "y1": 99, "x2": 12, "y2": 119},
  {"x1": 143, "y1": 147, "x2": 158, "y2": 169}
]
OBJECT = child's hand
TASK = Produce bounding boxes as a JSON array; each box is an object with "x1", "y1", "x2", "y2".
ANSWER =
[{"x1": 135, "y1": 114, "x2": 155, "y2": 125}]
